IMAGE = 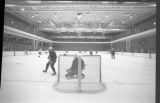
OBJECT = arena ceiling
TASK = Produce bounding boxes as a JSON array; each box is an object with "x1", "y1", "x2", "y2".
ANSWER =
[{"x1": 4, "y1": 0, "x2": 156, "y2": 42}]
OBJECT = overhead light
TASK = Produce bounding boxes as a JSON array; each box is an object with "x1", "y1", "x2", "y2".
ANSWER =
[
  {"x1": 27, "y1": 1, "x2": 42, "y2": 4},
  {"x1": 101, "y1": 1, "x2": 110, "y2": 3},
  {"x1": 112, "y1": 29, "x2": 122, "y2": 31},
  {"x1": 32, "y1": 15, "x2": 35, "y2": 18},
  {"x1": 21, "y1": 8, "x2": 25, "y2": 11},
  {"x1": 11, "y1": 21, "x2": 14, "y2": 24},
  {"x1": 61, "y1": 28, "x2": 65, "y2": 30},
  {"x1": 102, "y1": 1, "x2": 117, "y2": 3},
  {"x1": 124, "y1": 2, "x2": 137, "y2": 4},
  {"x1": 79, "y1": 28, "x2": 84, "y2": 31},
  {"x1": 150, "y1": 3, "x2": 156, "y2": 7},
  {"x1": 38, "y1": 20, "x2": 42, "y2": 23},
  {"x1": 56, "y1": 1, "x2": 73, "y2": 3},
  {"x1": 5, "y1": 4, "x2": 16, "y2": 7},
  {"x1": 154, "y1": 22, "x2": 156, "y2": 25},
  {"x1": 130, "y1": 16, "x2": 132, "y2": 19},
  {"x1": 98, "y1": 27, "x2": 102, "y2": 30}
]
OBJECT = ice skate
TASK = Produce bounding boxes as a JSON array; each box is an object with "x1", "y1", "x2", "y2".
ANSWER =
[
  {"x1": 51, "y1": 73, "x2": 56, "y2": 76},
  {"x1": 65, "y1": 73, "x2": 85, "y2": 79},
  {"x1": 65, "y1": 75, "x2": 77, "y2": 79},
  {"x1": 43, "y1": 70, "x2": 47, "y2": 73}
]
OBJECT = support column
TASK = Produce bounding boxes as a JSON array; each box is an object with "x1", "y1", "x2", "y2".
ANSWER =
[
  {"x1": 32, "y1": 40, "x2": 35, "y2": 50},
  {"x1": 110, "y1": 37, "x2": 113, "y2": 49},
  {"x1": 33, "y1": 22, "x2": 39, "y2": 50},
  {"x1": 45, "y1": 42, "x2": 48, "y2": 49},
  {"x1": 126, "y1": 30, "x2": 131, "y2": 52},
  {"x1": 110, "y1": 43, "x2": 113, "y2": 49},
  {"x1": 32, "y1": 40, "x2": 39, "y2": 51}
]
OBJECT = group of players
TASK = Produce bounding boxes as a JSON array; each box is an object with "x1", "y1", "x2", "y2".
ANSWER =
[{"x1": 42, "y1": 47, "x2": 116, "y2": 79}]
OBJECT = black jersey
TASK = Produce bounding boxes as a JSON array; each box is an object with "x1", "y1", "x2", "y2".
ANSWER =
[
  {"x1": 49, "y1": 50, "x2": 57, "y2": 61},
  {"x1": 110, "y1": 49, "x2": 115, "y2": 55}
]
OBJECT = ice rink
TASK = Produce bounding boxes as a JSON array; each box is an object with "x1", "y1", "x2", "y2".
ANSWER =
[{"x1": 0, "y1": 51, "x2": 156, "y2": 103}]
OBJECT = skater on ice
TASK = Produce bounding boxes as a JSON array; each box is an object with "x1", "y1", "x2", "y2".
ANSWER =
[
  {"x1": 110, "y1": 48, "x2": 115, "y2": 59},
  {"x1": 89, "y1": 51, "x2": 93, "y2": 55},
  {"x1": 45, "y1": 49, "x2": 48, "y2": 55},
  {"x1": 43, "y1": 47, "x2": 57, "y2": 75},
  {"x1": 38, "y1": 48, "x2": 42, "y2": 57},
  {"x1": 24, "y1": 49, "x2": 28, "y2": 55},
  {"x1": 65, "y1": 56, "x2": 85, "y2": 79}
]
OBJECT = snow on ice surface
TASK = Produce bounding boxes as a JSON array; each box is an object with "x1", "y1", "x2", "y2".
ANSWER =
[{"x1": 0, "y1": 51, "x2": 155, "y2": 103}]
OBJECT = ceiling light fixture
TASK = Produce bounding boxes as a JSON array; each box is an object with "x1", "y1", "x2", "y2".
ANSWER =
[
  {"x1": 112, "y1": 29, "x2": 122, "y2": 31},
  {"x1": 154, "y1": 22, "x2": 156, "y2": 25},
  {"x1": 124, "y1": 2, "x2": 137, "y2": 4},
  {"x1": 27, "y1": 1, "x2": 42, "y2": 3},
  {"x1": 150, "y1": 3, "x2": 156, "y2": 7},
  {"x1": 32, "y1": 15, "x2": 35, "y2": 18},
  {"x1": 56, "y1": 1, "x2": 73, "y2": 3},
  {"x1": 5, "y1": 4, "x2": 16, "y2": 7},
  {"x1": 98, "y1": 27, "x2": 102, "y2": 30},
  {"x1": 101, "y1": 1, "x2": 110, "y2": 3},
  {"x1": 130, "y1": 16, "x2": 132, "y2": 19},
  {"x1": 61, "y1": 27, "x2": 65, "y2": 30},
  {"x1": 21, "y1": 8, "x2": 25, "y2": 11},
  {"x1": 102, "y1": 1, "x2": 117, "y2": 3}
]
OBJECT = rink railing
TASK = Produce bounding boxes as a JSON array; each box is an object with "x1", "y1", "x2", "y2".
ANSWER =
[
  {"x1": 2, "y1": 51, "x2": 156, "y2": 59},
  {"x1": 2, "y1": 51, "x2": 47, "y2": 57},
  {"x1": 115, "y1": 52, "x2": 156, "y2": 59}
]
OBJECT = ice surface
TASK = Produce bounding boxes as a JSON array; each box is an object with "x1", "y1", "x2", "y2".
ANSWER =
[{"x1": 0, "y1": 51, "x2": 155, "y2": 103}]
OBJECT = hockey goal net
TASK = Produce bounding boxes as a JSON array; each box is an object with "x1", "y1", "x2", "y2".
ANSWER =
[{"x1": 53, "y1": 55, "x2": 106, "y2": 93}]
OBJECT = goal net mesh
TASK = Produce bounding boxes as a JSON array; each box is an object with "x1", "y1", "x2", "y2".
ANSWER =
[{"x1": 53, "y1": 55, "x2": 106, "y2": 93}]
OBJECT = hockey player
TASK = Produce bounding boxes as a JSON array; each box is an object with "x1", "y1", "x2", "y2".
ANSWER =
[
  {"x1": 43, "y1": 47, "x2": 57, "y2": 76},
  {"x1": 38, "y1": 48, "x2": 42, "y2": 57},
  {"x1": 89, "y1": 50, "x2": 93, "y2": 55},
  {"x1": 110, "y1": 48, "x2": 115, "y2": 59},
  {"x1": 24, "y1": 49, "x2": 28, "y2": 55},
  {"x1": 45, "y1": 49, "x2": 48, "y2": 55},
  {"x1": 65, "y1": 56, "x2": 85, "y2": 79}
]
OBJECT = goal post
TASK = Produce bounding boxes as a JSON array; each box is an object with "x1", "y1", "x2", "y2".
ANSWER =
[{"x1": 53, "y1": 55, "x2": 106, "y2": 93}]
